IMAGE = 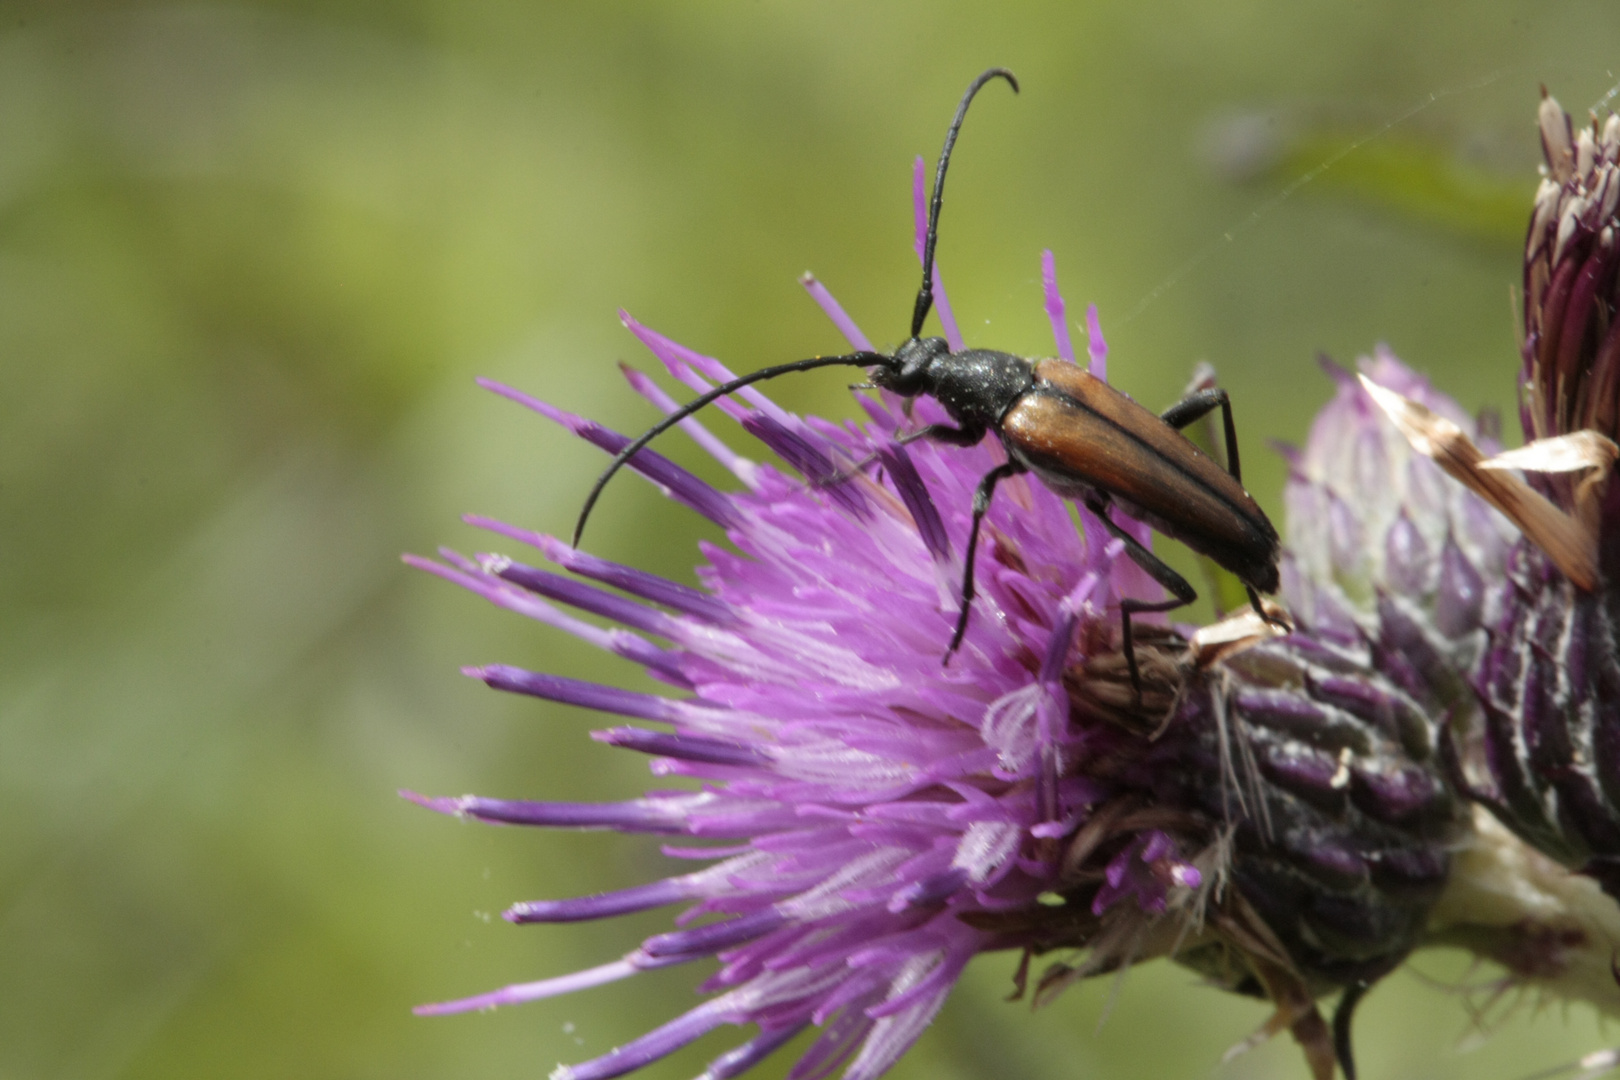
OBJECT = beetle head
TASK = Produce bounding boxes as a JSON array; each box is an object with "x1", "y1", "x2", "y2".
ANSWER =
[{"x1": 873, "y1": 336, "x2": 950, "y2": 397}]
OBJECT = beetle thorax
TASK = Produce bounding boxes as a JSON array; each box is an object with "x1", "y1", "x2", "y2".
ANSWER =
[{"x1": 920, "y1": 347, "x2": 1035, "y2": 430}]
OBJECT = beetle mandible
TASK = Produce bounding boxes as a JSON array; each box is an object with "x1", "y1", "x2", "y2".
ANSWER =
[{"x1": 573, "y1": 67, "x2": 1287, "y2": 688}]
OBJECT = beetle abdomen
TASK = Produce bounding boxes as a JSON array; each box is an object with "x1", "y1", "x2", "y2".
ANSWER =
[{"x1": 1001, "y1": 361, "x2": 1280, "y2": 593}]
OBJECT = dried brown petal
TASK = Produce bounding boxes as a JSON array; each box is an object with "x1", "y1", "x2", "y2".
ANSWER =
[{"x1": 1359, "y1": 374, "x2": 1600, "y2": 589}]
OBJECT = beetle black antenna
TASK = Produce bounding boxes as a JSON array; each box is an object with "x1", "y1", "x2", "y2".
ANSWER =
[
  {"x1": 910, "y1": 67, "x2": 1019, "y2": 341},
  {"x1": 573, "y1": 351, "x2": 887, "y2": 545}
]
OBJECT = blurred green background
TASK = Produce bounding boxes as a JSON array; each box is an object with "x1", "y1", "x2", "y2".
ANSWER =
[{"x1": 4, "y1": 2, "x2": 1618, "y2": 1078}]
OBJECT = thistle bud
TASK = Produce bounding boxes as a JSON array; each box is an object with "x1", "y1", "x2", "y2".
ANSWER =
[
  {"x1": 1348, "y1": 91, "x2": 1620, "y2": 1041},
  {"x1": 1524, "y1": 92, "x2": 1620, "y2": 453},
  {"x1": 1463, "y1": 92, "x2": 1620, "y2": 891}
]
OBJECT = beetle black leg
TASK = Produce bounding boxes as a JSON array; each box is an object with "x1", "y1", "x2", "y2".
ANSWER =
[
  {"x1": 1245, "y1": 583, "x2": 1291, "y2": 632},
  {"x1": 818, "y1": 422, "x2": 986, "y2": 489},
  {"x1": 1084, "y1": 498, "x2": 1198, "y2": 692},
  {"x1": 1331, "y1": 980, "x2": 1371, "y2": 1080},
  {"x1": 1159, "y1": 387, "x2": 1242, "y2": 485},
  {"x1": 1163, "y1": 392, "x2": 1289, "y2": 634},
  {"x1": 944, "y1": 461, "x2": 1022, "y2": 662},
  {"x1": 899, "y1": 422, "x2": 985, "y2": 449}
]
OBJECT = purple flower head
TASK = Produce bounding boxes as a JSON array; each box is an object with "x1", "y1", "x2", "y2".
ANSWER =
[
  {"x1": 1469, "y1": 92, "x2": 1620, "y2": 897},
  {"x1": 1342, "y1": 93, "x2": 1620, "y2": 896},
  {"x1": 1284, "y1": 347, "x2": 1516, "y2": 624},
  {"x1": 406, "y1": 180, "x2": 1237, "y2": 1080},
  {"x1": 404, "y1": 85, "x2": 1620, "y2": 1080},
  {"x1": 1523, "y1": 92, "x2": 1620, "y2": 457},
  {"x1": 1298, "y1": 90, "x2": 1620, "y2": 1048}
]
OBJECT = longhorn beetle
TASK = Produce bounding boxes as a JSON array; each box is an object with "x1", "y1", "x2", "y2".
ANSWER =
[{"x1": 574, "y1": 68, "x2": 1286, "y2": 688}]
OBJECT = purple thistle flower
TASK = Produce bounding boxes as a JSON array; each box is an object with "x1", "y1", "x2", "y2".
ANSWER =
[
  {"x1": 1304, "y1": 90, "x2": 1620, "y2": 1046},
  {"x1": 406, "y1": 172, "x2": 1249, "y2": 1079},
  {"x1": 1344, "y1": 91, "x2": 1620, "y2": 892},
  {"x1": 406, "y1": 153, "x2": 1521, "y2": 1080},
  {"x1": 1488, "y1": 91, "x2": 1620, "y2": 894},
  {"x1": 403, "y1": 83, "x2": 1620, "y2": 1080}
]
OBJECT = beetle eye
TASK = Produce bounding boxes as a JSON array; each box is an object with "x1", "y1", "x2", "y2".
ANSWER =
[
  {"x1": 870, "y1": 363, "x2": 909, "y2": 393},
  {"x1": 889, "y1": 336, "x2": 947, "y2": 390}
]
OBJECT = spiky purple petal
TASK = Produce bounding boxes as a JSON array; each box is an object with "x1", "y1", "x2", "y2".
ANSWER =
[{"x1": 1040, "y1": 250, "x2": 1074, "y2": 365}]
